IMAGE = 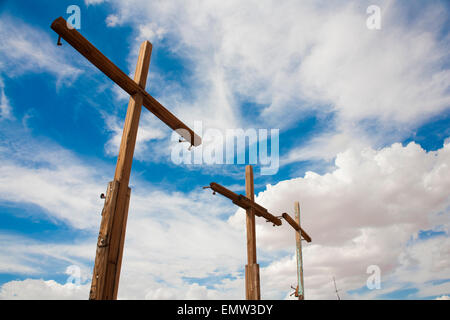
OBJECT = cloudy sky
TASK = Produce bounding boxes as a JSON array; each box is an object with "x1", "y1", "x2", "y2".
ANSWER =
[{"x1": 0, "y1": 0, "x2": 449, "y2": 300}]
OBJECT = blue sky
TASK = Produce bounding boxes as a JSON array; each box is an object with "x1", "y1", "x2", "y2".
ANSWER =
[{"x1": 0, "y1": 0, "x2": 449, "y2": 299}]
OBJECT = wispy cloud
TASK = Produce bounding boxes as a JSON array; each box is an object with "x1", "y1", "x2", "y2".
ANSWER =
[{"x1": 0, "y1": 15, "x2": 82, "y2": 85}]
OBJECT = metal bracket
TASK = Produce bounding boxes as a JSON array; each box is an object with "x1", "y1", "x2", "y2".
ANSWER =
[
  {"x1": 179, "y1": 137, "x2": 193, "y2": 151},
  {"x1": 97, "y1": 235, "x2": 108, "y2": 248},
  {"x1": 202, "y1": 186, "x2": 215, "y2": 195}
]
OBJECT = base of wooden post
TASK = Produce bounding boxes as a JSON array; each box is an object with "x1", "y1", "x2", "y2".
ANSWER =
[
  {"x1": 245, "y1": 263, "x2": 260, "y2": 300},
  {"x1": 89, "y1": 180, "x2": 131, "y2": 300}
]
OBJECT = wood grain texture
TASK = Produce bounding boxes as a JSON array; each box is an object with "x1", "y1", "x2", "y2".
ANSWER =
[
  {"x1": 209, "y1": 182, "x2": 282, "y2": 226},
  {"x1": 245, "y1": 165, "x2": 257, "y2": 265},
  {"x1": 245, "y1": 263, "x2": 260, "y2": 300},
  {"x1": 245, "y1": 165, "x2": 260, "y2": 300},
  {"x1": 282, "y1": 212, "x2": 312, "y2": 243},
  {"x1": 294, "y1": 201, "x2": 305, "y2": 300},
  {"x1": 89, "y1": 181, "x2": 119, "y2": 300},
  {"x1": 50, "y1": 17, "x2": 201, "y2": 146}
]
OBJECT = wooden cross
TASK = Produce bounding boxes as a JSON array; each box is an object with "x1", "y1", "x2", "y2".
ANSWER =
[
  {"x1": 51, "y1": 17, "x2": 201, "y2": 300},
  {"x1": 206, "y1": 165, "x2": 311, "y2": 299}
]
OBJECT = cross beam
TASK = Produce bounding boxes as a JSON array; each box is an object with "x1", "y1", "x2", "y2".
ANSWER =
[
  {"x1": 281, "y1": 212, "x2": 312, "y2": 242},
  {"x1": 208, "y1": 182, "x2": 282, "y2": 226},
  {"x1": 51, "y1": 17, "x2": 201, "y2": 147}
]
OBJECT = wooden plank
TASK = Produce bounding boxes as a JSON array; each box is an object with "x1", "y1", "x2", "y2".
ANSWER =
[
  {"x1": 112, "y1": 186, "x2": 131, "y2": 299},
  {"x1": 209, "y1": 182, "x2": 282, "y2": 226},
  {"x1": 237, "y1": 196, "x2": 282, "y2": 226},
  {"x1": 245, "y1": 165, "x2": 257, "y2": 265},
  {"x1": 294, "y1": 201, "x2": 305, "y2": 300},
  {"x1": 50, "y1": 17, "x2": 201, "y2": 147},
  {"x1": 281, "y1": 212, "x2": 312, "y2": 243},
  {"x1": 245, "y1": 165, "x2": 260, "y2": 300},
  {"x1": 89, "y1": 180, "x2": 120, "y2": 300},
  {"x1": 245, "y1": 263, "x2": 261, "y2": 300}
]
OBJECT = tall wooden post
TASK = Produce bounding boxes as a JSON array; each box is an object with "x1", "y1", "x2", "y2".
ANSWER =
[
  {"x1": 294, "y1": 201, "x2": 305, "y2": 300},
  {"x1": 245, "y1": 165, "x2": 261, "y2": 300},
  {"x1": 89, "y1": 41, "x2": 152, "y2": 300}
]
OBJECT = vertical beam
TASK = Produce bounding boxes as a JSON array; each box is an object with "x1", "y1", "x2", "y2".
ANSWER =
[
  {"x1": 90, "y1": 41, "x2": 152, "y2": 300},
  {"x1": 294, "y1": 201, "x2": 305, "y2": 300},
  {"x1": 245, "y1": 165, "x2": 261, "y2": 300}
]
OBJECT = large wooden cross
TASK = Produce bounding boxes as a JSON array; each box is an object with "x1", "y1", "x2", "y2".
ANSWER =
[
  {"x1": 206, "y1": 165, "x2": 311, "y2": 299},
  {"x1": 51, "y1": 17, "x2": 201, "y2": 300}
]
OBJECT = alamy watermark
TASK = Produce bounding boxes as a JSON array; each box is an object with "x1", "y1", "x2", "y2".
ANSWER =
[
  {"x1": 66, "y1": 5, "x2": 81, "y2": 30},
  {"x1": 171, "y1": 121, "x2": 279, "y2": 175},
  {"x1": 366, "y1": 5, "x2": 381, "y2": 30},
  {"x1": 366, "y1": 265, "x2": 381, "y2": 290},
  {"x1": 65, "y1": 264, "x2": 81, "y2": 286}
]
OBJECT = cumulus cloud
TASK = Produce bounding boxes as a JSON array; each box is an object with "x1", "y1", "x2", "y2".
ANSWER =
[
  {"x1": 1, "y1": 138, "x2": 449, "y2": 299},
  {"x1": 0, "y1": 279, "x2": 90, "y2": 300},
  {"x1": 230, "y1": 140, "x2": 450, "y2": 299}
]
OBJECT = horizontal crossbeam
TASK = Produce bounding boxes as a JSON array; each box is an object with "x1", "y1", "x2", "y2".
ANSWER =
[
  {"x1": 281, "y1": 213, "x2": 312, "y2": 242},
  {"x1": 51, "y1": 17, "x2": 201, "y2": 147},
  {"x1": 209, "y1": 182, "x2": 282, "y2": 226}
]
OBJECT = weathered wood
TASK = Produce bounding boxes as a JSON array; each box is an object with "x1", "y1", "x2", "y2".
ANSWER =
[
  {"x1": 209, "y1": 182, "x2": 282, "y2": 226},
  {"x1": 281, "y1": 212, "x2": 312, "y2": 242},
  {"x1": 245, "y1": 165, "x2": 257, "y2": 265},
  {"x1": 112, "y1": 186, "x2": 131, "y2": 299},
  {"x1": 50, "y1": 17, "x2": 201, "y2": 147},
  {"x1": 294, "y1": 201, "x2": 304, "y2": 300},
  {"x1": 89, "y1": 180, "x2": 120, "y2": 300},
  {"x1": 244, "y1": 166, "x2": 260, "y2": 300},
  {"x1": 245, "y1": 263, "x2": 260, "y2": 300}
]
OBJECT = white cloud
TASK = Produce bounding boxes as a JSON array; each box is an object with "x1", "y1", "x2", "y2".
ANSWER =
[
  {"x1": 106, "y1": 14, "x2": 120, "y2": 27},
  {"x1": 0, "y1": 279, "x2": 90, "y2": 300},
  {"x1": 230, "y1": 140, "x2": 450, "y2": 299},
  {"x1": 103, "y1": 111, "x2": 168, "y2": 161},
  {"x1": 0, "y1": 234, "x2": 95, "y2": 277},
  {"x1": 0, "y1": 77, "x2": 13, "y2": 120},
  {"x1": 0, "y1": 16, "x2": 81, "y2": 84},
  {"x1": 0, "y1": 127, "x2": 107, "y2": 230},
  {"x1": 85, "y1": 0, "x2": 106, "y2": 6},
  {"x1": 436, "y1": 295, "x2": 450, "y2": 300}
]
